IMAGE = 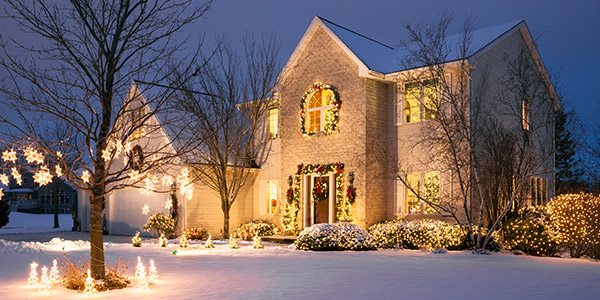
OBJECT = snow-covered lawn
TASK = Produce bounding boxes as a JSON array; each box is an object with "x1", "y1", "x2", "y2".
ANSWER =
[
  {"x1": 0, "y1": 212, "x2": 73, "y2": 234},
  {"x1": 1, "y1": 214, "x2": 600, "y2": 299}
]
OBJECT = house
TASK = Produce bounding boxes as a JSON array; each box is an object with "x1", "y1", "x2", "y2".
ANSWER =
[
  {"x1": 3, "y1": 171, "x2": 77, "y2": 214},
  {"x1": 81, "y1": 16, "x2": 557, "y2": 236}
]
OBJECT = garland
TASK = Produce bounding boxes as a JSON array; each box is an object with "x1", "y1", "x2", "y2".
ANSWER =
[
  {"x1": 128, "y1": 144, "x2": 144, "y2": 171},
  {"x1": 281, "y1": 162, "x2": 353, "y2": 230},
  {"x1": 299, "y1": 82, "x2": 341, "y2": 136},
  {"x1": 312, "y1": 181, "x2": 328, "y2": 203},
  {"x1": 346, "y1": 185, "x2": 357, "y2": 204}
]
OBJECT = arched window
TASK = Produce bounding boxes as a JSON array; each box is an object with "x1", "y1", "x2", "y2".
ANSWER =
[{"x1": 300, "y1": 83, "x2": 340, "y2": 136}]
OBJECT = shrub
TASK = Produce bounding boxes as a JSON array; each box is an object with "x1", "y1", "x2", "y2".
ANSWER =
[
  {"x1": 184, "y1": 227, "x2": 209, "y2": 240},
  {"x1": 547, "y1": 193, "x2": 600, "y2": 258},
  {"x1": 502, "y1": 206, "x2": 559, "y2": 256},
  {"x1": 232, "y1": 220, "x2": 280, "y2": 241},
  {"x1": 294, "y1": 222, "x2": 374, "y2": 251},
  {"x1": 143, "y1": 212, "x2": 175, "y2": 237},
  {"x1": 60, "y1": 257, "x2": 130, "y2": 291},
  {"x1": 0, "y1": 195, "x2": 9, "y2": 228},
  {"x1": 368, "y1": 219, "x2": 466, "y2": 250}
]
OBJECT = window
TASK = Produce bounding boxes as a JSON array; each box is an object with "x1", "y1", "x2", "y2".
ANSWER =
[
  {"x1": 531, "y1": 177, "x2": 547, "y2": 206},
  {"x1": 131, "y1": 106, "x2": 146, "y2": 139},
  {"x1": 404, "y1": 79, "x2": 439, "y2": 123},
  {"x1": 307, "y1": 88, "x2": 334, "y2": 133},
  {"x1": 268, "y1": 108, "x2": 279, "y2": 139},
  {"x1": 522, "y1": 100, "x2": 530, "y2": 130},
  {"x1": 405, "y1": 171, "x2": 440, "y2": 214},
  {"x1": 266, "y1": 180, "x2": 279, "y2": 214}
]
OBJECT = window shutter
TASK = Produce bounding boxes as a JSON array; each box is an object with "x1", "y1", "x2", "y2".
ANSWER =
[
  {"x1": 259, "y1": 180, "x2": 266, "y2": 214},
  {"x1": 396, "y1": 83, "x2": 404, "y2": 125}
]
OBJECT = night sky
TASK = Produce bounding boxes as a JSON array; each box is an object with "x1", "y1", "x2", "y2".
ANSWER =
[{"x1": 1, "y1": 0, "x2": 599, "y2": 131}]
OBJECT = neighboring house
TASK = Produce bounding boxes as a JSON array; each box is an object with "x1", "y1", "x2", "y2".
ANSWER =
[
  {"x1": 3, "y1": 172, "x2": 77, "y2": 214},
  {"x1": 80, "y1": 16, "x2": 557, "y2": 236}
]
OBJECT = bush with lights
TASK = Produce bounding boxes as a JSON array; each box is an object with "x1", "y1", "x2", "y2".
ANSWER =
[
  {"x1": 143, "y1": 212, "x2": 175, "y2": 238},
  {"x1": 294, "y1": 222, "x2": 374, "y2": 251},
  {"x1": 368, "y1": 219, "x2": 467, "y2": 250},
  {"x1": 59, "y1": 257, "x2": 129, "y2": 291},
  {"x1": 132, "y1": 231, "x2": 142, "y2": 247},
  {"x1": 232, "y1": 220, "x2": 280, "y2": 241},
  {"x1": 501, "y1": 206, "x2": 559, "y2": 256},
  {"x1": 184, "y1": 227, "x2": 209, "y2": 240},
  {"x1": 546, "y1": 193, "x2": 600, "y2": 258}
]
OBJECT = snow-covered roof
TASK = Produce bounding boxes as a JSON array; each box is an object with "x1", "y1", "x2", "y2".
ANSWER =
[
  {"x1": 6, "y1": 188, "x2": 34, "y2": 193},
  {"x1": 318, "y1": 16, "x2": 523, "y2": 74}
]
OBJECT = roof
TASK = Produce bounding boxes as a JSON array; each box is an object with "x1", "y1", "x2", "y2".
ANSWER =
[{"x1": 318, "y1": 16, "x2": 523, "y2": 74}]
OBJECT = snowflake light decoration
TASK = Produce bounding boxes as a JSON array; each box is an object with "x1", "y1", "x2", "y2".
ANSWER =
[
  {"x1": 177, "y1": 168, "x2": 194, "y2": 201},
  {"x1": 33, "y1": 166, "x2": 53, "y2": 186},
  {"x1": 55, "y1": 165, "x2": 62, "y2": 178},
  {"x1": 24, "y1": 147, "x2": 44, "y2": 165},
  {"x1": 81, "y1": 170, "x2": 91, "y2": 184},
  {"x1": 2, "y1": 149, "x2": 17, "y2": 163},
  {"x1": 164, "y1": 197, "x2": 173, "y2": 210},
  {"x1": 11, "y1": 167, "x2": 22, "y2": 185},
  {"x1": 0, "y1": 173, "x2": 9, "y2": 185},
  {"x1": 142, "y1": 204, "x2": 150, "y2": 215}
]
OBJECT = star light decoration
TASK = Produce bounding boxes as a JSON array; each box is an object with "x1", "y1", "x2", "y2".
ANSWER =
[
  {"x1": 142, "y1": 204, "x2": 150, "y2": 215},
  {"x1": 2, "y1": 149, "x2": 17, "y2": 163},
  {"x1": 33, "y1": 166, "x2": 53, "y2": 186}
]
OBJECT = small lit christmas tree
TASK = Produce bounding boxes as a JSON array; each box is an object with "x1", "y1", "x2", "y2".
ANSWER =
[
  {"x1": 205, "y1": 234, "x2": 214, "y2": 248},
  {"x1": 149, "y1": 259, "x2": 158, "y2": 283},
  {"x1": 83, "y1": 269, "x2": 97, "y2": 296},
  {"x1": 135, "y1": 257, "x2": 148, "y2": 290},
  {"x1": 158, "y1": 233, "x2": 168, "y2": 247},
  {"x1": 27, "y1": 261, "x2": 39, "y2": 288},
  {"x1": 252, "y1": 235, "x2": 264, "y2": 249},
  {"x1": 132, "y1": 231, "x2": 142, "y2": 247},
  {"x1": 228, "y1": 237, "x2": 239, "y2": 249},
  {"x1": 37, "y1": 266, "x2": 51, "y2": 295},
  {"x1": 179, "y1": 234, "x2": 189, "y2": 248},
  {"x1": 49, "y1": 258, "x2": 60, "y2": 286}
]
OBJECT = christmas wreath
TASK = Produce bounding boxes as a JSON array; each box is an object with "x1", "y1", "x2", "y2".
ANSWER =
[
  {"x1": 128, "y1": 144, "x2": 144, "y2": 171},
  {"x1": 346, "y1": 186, "x2": 356, "y2": 204},
  {"x1": 312, "y1": 181, "x2": 328, "y2": 203}
]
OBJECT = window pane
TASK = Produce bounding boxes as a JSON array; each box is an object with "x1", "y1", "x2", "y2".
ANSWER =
[
  {"x1": 406, "y1": 173, "x2": 420, "y2": 214},
  {"x1": 423, "y1": 79, "x2": 439, "y2": 121},
  {"x1": 405, "y1": 82, "x2": 420, "y2": 123},
  {"x1": 308, "y1": 91, "x2": 322, "y2": 109},
  {"x1": 268, "y1": 181, "x2": 278, "y2": 214},
  {"x1": 308, "y1": 111, "x2": 321, "y2": 132},
  {"x1": 268, "y1": 108, "x2": 278, "y2": 139},
  {"x1": 423, "y1": 171, "x2": 440, "y2": 214},
  {"x1": 321, "y1": 89, "x2": 333, "y2": 106}
]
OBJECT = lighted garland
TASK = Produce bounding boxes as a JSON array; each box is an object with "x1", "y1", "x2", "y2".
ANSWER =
[
  {"x1": 281, "y1": 162, "x2": 353, "y2": 230},
  {"x1": 299, "y1": 82, "x2": 341, "y2": 136}
]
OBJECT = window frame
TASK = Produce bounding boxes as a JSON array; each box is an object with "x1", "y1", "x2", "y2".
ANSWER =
[
  {"x1": 306, "y1": 89, "x2": 334, "y2": 134},
  {"x1": 131, "y1": 106, "x2": 146, "y2": 139},
  {"x1": 267, "y1": 107, "x2": 279, "y2": 140},
  {"x1": 263, "y1": 180, "x2": 280, "y2": 215},
  {"x1": 404, "y1": 171, "x2": 441, "y2": 215}
]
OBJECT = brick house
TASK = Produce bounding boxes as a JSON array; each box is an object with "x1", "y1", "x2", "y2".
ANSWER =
[{"x1": 82, "y1": 16, "x2": 557, "y2": 236}]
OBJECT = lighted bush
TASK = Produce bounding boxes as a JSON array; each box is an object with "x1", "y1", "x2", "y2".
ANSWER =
[
  {"x1": 502, "y1": 206, "x2": 559, "y2": 256},
  {"x1": 294, "y1": 222, "x2": 374, "y2": 251},
  {"x1": 60, "y1": 257, "x2": 130, "y2": 291},
  {"x1": 546, "y1": 193, "x2": 600, "y2": 258},
  {"x1": 143, "y1": 212, "x2": 175, "y2": 238},
  {"x1": 232, "y1": 220, "x2": 280, "y2": 241},
  {"x1": 184, "y1": 227, "x2": 209, "y2": 240},
  {"x1": 368, "y1": 219, "x2": 466, "y2": 250}
]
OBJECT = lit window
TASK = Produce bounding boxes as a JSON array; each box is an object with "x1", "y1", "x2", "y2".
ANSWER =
[
  {"x1": 131, "y1": 106, "x2": 146, "y2": 139},
  {"x1": 405, "y1": 171, "x2": 440, "y2": 214},
  {"x1": 522, "y1": 100, "x2": 530, "y2": 130},
  {"x1": 268, "y1": 108, "x2": 279, "y2": 139},
  {"x1": 404, "y1": 79, "x2": 439, "y2": 123},
  {"x1": 531, "y1": 177, "x2": 547, "y2": 206},
  {"x1": 266, "y1": 180, "x2": 279, "y2": 214},
  {"x1": 307, "y1": 89, "x2": 334, "y2": 133}
]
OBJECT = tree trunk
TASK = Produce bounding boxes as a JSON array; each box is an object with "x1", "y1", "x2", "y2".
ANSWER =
[
  {"x1": 223, "y1": 209, "x2": 230, "y2": 239},
  {"x1": 89, "y1": 192, "x2": 105, "y2": 278},
  {"x1": 53, "y1": 178, "x2": 59, "y2": 228}
]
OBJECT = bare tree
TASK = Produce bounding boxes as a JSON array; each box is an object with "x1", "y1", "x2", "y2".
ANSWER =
[
  {"x1": 0, "y1": 0, "x2": 210, "y2": 278},
  {"x1": 373, "y1": 13, "x2": 555, "y2": 249},
  {"x1": 174, "y1": 36, "x2": 280, "y2": 238}
]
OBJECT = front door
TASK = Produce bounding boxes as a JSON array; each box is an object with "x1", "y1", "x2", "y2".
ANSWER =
[{"x1": 314, "y1": 176, "x2": 330, "y2": 224}]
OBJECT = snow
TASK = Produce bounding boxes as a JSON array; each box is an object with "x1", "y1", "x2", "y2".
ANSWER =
[
  {"x1": 1, "y1": 214, "x2": 600, "y2": 299},
  {"x1": 0, "y1": 212, "x2": 73, "y2": 235}
]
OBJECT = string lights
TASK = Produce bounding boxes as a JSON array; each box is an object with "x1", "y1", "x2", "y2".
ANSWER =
[{"x1": 33, "y1": 165, "x2": 53, "y2": 186}]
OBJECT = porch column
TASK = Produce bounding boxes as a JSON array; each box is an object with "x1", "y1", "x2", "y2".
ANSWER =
[
  {"x1": 302, "y1": 175, "x2": 311, "y2": 228},
  {"x1": 329, "y1": 173, "x2": 335, "y2": 224}
]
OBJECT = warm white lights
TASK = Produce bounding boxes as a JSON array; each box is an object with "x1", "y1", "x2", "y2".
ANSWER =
[
  {"x1": 33, "y1": 165, "x2": 53, "y2": 186},
  {"x1": 2, "y1": 149, "x2": 17, "y2": 163}
]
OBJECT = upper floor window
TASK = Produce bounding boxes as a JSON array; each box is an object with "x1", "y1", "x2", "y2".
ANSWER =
[
  {"x1": 300, "y1": 83, "x2": 341, "y2": 136},
  {"x1": 405, "y1": 171, "x2": 440, "y2": 214},
  {"x1": 522, "y1": 100, "x2": 530, "y2": 130},
  {"x1": 131, "y1": 106, "x2": 146, "y2": 139},
  {"x1": 404, "y1": 79, "x2": 439, "y2": 123},
  {"x1": 268, "y1": 108, "x2": 279, "y2": 139}
]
